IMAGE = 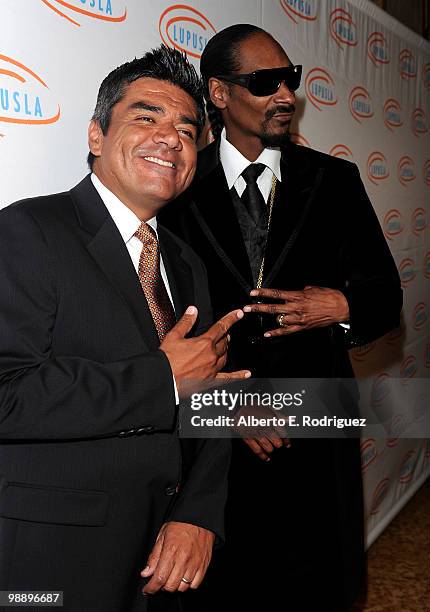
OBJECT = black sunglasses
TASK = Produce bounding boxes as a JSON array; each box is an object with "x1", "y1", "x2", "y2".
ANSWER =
[{"x1": 215, "y1": 65, "x2": 302, "y2": 97}]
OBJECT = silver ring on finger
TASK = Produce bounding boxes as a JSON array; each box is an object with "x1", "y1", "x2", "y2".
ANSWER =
[
  {"x1": 277, "y1": 314, "x2": 288, "y2": 328},
  {"x1": 181, "y1": 578, "x2": 192, "y2": 584}
]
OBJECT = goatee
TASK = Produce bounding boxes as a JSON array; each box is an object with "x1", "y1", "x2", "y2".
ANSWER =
[
  {"x1": 260, "y1": 130, "x2": 291, "y2": 148},
  {"x1": 261, "y1": 103, "x2": 294, "y2": 148}
]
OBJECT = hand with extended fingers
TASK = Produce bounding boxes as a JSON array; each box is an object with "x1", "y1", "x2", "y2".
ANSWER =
[
  {"x1": 160, "y1": 305, "x2": 251, "y2": 396},
  {"x1": 243, "y1": 285, "x2": 350, "y2": 338}
]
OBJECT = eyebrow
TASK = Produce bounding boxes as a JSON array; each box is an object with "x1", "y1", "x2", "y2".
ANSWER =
[
  {"x1": 178, "y1": 115, "x2": 200, "y2": 131},
  {"x1": 129, "y1": 101, "x2": 163, "y2": 113},
  {"x1": 128, "y1": 101, "x2": 199, "y2": 131}
]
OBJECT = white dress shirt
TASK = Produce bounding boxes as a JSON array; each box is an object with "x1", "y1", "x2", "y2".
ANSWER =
[
  {"x1": 91, "y1": 173, "x2": 180, "y2": 399},
  {"x1": 219, "y1": 127, "x2": 282, "y2": 201},
  {"x1": 91, "y1": 173, "x2": 175, "y2": 309}
]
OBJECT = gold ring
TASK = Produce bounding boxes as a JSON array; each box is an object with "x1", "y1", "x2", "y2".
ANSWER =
[
  {"x1": 277, "y1": 314, "x2": 288, "y2": 327},
  {"x1": 181, "y1": 578, "x2": 192, "y2": 584}
]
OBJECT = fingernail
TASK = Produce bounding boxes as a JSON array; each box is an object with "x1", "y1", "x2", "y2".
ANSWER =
[
  {"x1": 244, "y1": 371, "x2": 251, "y2": 378},
  {"x1": 243, "y1": 306, "x2": 251, "y2": 312},
  {"x1": 250, "y1": 290, "x2": 257, "y2": 296},
  {"x1": 185, "y1": 306, "x2": 197, "y2": 315},
  {"x1": 237, "y1": 310, "x2": 244, "y2": 319},
  {"x1": 264, "y1": 333, "x2": 271, "y2": 338},
  {"x1": 141, "y1": 566, "x2": 150, "y2": 576}
]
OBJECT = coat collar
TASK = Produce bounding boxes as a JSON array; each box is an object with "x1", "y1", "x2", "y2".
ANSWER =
[
  {"x1": 192, "y1": 149, "x2": 254, "y2": 290},
  {"x1": 70, "y1": 175, "x2": 193, "y2": 349}
]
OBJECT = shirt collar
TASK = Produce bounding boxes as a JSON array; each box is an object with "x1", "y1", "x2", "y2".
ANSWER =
[
  {"x1": 91, "y1": 173, "x2": 158, "y2": 244},
  {"x1": 219, "y1": 127, "x2": 282, "y2": 189}
]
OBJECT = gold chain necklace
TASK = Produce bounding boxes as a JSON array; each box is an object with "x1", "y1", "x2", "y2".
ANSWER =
[{"x1": 256, "y1": 174, "x2": 277, "y2": 289}]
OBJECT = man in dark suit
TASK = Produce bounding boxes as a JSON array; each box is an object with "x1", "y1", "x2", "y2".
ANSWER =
[
  {"x1": 160, "y1": 25, "x2": 402, "y2": 611},
  {"x1": 0, "y1": 46, "x2": 250, "y2": 611}
]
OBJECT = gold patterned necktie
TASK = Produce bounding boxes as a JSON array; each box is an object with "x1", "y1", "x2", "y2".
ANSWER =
[{"x1": 134, "y1": 221, "x2": 176, "y2": 341}]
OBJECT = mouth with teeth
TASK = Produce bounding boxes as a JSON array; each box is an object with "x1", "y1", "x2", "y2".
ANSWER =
[{"x1": 142, "y1": 156, "x2": 176, "y2": 169}]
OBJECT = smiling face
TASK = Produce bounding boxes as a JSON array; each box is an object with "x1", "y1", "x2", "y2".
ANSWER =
[
  {"x1": 88, "y1": 77, "x2": 199, "y2": 220},
  {"x1": 209, "y1": 33, "x2": 296, "y2": 160}
]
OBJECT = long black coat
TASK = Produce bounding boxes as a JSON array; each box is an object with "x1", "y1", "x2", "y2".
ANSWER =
[
  {"x1": 160, "y1": 140, "x2": 402, "y2": 611},
  {"x1": 0, "y1": 176, "x2": 230, "y2": 612}
]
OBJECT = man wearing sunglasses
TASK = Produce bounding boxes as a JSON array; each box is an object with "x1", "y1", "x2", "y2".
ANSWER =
[{"x1": 160, "y1": 24, "x2": 401, "y2": 612}]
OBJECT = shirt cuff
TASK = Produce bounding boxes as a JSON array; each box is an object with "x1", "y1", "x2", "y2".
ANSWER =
[{"x1": 173, "y1": 375, "x2": 179, "y2": 405}]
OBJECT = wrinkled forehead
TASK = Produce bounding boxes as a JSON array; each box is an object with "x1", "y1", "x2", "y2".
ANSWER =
[
  {"x1": 122, "y1": 77, "x2": 193, "y2": 105},
  {"x1": 115, "y1": 77, "x2": 198, "y2": 119},
  {"x1": 236, "y1": 33, "x2": 292, "y2": 73}
]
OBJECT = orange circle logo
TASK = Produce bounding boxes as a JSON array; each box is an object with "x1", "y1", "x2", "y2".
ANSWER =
[
  {"x1": 305, "y1": 67, "x2": 337, "y2": 111},
  {"x1": 370, "y1": 478, "x2": 389, "y2": 515},
  {"x1": 349, "y1": 86, "x2": 373, "y2": 123},
  {"x1": 330, "y1": 8, "x2": 358, "y2": 48},
  {"x1": 279, "y1": 0, "x2": 318, "y2": 24},
  {"x1": 329, "y1": 144, "x2": 353, "y2": 159},
  {"x1": 411, "y1": 207, "x2": 427, "y2": 236},
  {"x1": 411, "y1": 108, "x2": 428, "y2": 137},
  {"x1": 383, "y1": 209, "x2": 403, "y2": 241},
  {"x1": 399, "y1": 49, "x2": 417, "y2": 79},
  {"x1": 0, "y1": 54, "x2": 60, "y2": 128},
  {"x1": 367, "y1": 32, "x2": 390, "y2": 66},
  {"x1": 41, "y1": 0, "x2": 127, "y2": 26},
  {"x1": 159, "y1": 5, "x2": 216, "y2": 59},
  {"x1": 367, "y1": 151, "x2": 389, "y2": 185},
  {"x1": 398, "y1": 258, "x2": 415, "y2": 287},
  {"x1": 383, "y1": 98, "x2": 403, "y2": 131},
  {"x1": 398, "y1": 156, "x2": 416, "y2": 186}
]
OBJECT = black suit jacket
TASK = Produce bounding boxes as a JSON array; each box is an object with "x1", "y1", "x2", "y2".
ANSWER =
[
  {"x1": 159, "y1": 141, "x2": 402, "y2": 611},
  {"x1": 0, "y1": 176, "x2": 230, "y2": 612},
  {"x1": 160, "y1": 140, "x2": 402, "y2": 377}
]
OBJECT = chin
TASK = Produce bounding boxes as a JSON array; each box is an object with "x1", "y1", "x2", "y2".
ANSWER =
[
  {"x1": 260, "y1": 130, "x2": 291, "y2": 148},
  {"x1": 142, "y1": 183, "x2": 176, "y2": 201}
]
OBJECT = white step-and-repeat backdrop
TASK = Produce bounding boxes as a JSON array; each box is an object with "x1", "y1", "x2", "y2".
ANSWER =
[{"x1": 1, "y1": 0, "x2": 429, "y2": 546}]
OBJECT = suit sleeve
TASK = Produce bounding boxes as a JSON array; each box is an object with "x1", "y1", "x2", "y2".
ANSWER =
[
  {"x1": 0, "y1": 205, "x2": 176, "y2": 440},
  {"x1": 167, "y1": 435, "x2": 230, "y2": 543},
  {"x1": 340, "y1": 164, "x2": 402, "y2": 347},
  {"x1": 166, "y1": 251, "x2": 231, "y2": 542}
]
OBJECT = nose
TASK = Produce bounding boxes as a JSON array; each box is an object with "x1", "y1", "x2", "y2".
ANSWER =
[
  {"x1": 273, "y1": 80, "x2": 296, "y2": 105},
  {"x1": 152, "y1": 122, "x2": 183, "y2": 150}
]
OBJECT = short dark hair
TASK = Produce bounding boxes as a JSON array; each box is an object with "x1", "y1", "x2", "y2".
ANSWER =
[
  {"x1": 200, "y1": 24, "x2": 266, "y2": 140},
  {"x1": 87, "y1": 45, "x2": 205, "y2": 169}
]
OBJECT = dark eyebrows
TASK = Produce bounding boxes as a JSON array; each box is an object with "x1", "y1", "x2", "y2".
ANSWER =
[
  {"x1": 127, "y1": 101, "x2": 199, "y2": 132},
  {"x1": 179, "y1": 115, "x2": 199, "y2": 131},
  {"x1": 128, "y1": 101, "x2": 163, "y2": 113}
]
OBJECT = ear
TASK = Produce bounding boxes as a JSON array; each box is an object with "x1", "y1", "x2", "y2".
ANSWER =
[
  {"x1": 208, "y1": 77, "x2": 229, "y2": 111},
  {"x1": 88, "y1": 120, "x2": 103, "y2": 158}
]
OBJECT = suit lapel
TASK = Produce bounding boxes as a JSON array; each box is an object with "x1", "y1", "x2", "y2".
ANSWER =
[
  {"x1": 191, "y1": 142, "x2": 253, "y2": 291},
  {"x1": 158, "y1": 226, "x2": 194, "y2": 318},
  {"x1": 70, "y1": 176, "x2": 160, "y2": 350},
  {"x1": 263, "y1": 143, "x2": 325, "y2": 286}
]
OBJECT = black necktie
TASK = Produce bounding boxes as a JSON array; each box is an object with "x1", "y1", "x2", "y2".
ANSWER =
[{"x1": 241, "y1": 163, "x2": 267, "y2": 227}]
